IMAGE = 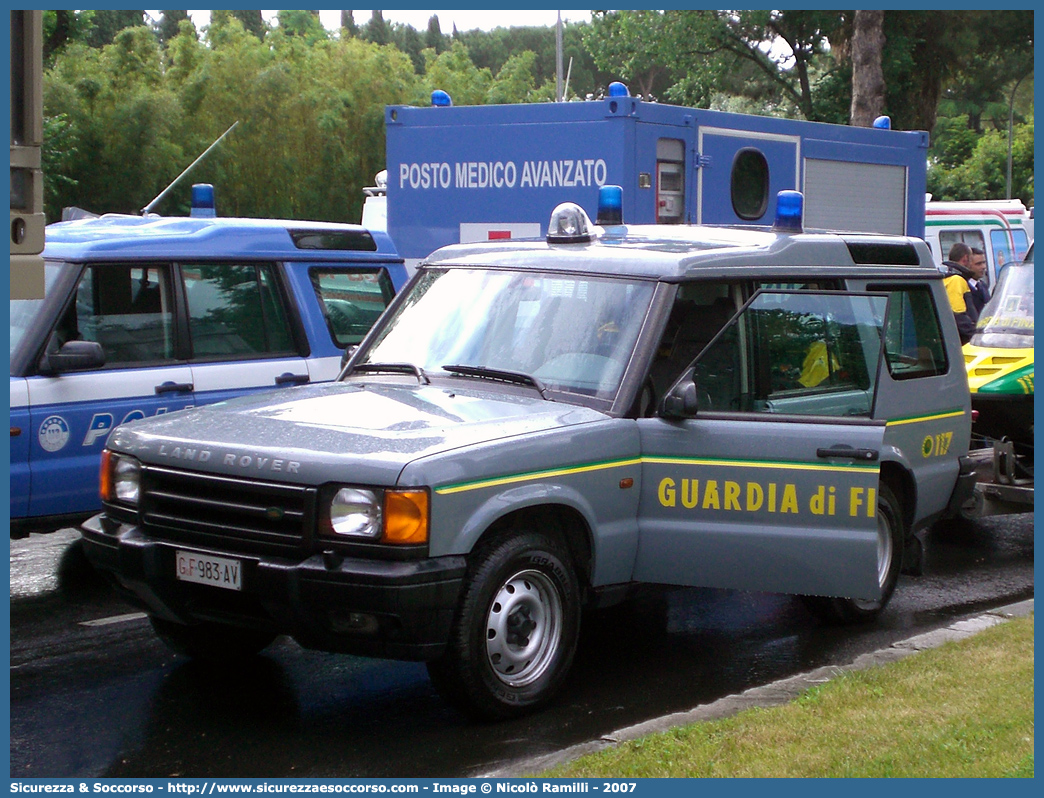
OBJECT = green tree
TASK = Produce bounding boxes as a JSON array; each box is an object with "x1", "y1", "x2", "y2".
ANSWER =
[
  {"x1": 581, "y1": 11, "x2": 680, "y2": 100},
  {"x1": 155, "y1": 11, "x2": 189, "y2": 47},
  {"x1": 362, "y1": 11, "x2": 391, "y2": 46},
  {"x1": 486, "y1": 51, "x2": 538, "y2": 105},
  {"x1": 43, "y1": 10, "x2": 96, "y2": 64},
  {"x1": 583, "y1": 10, "x2": 846, "y2": 119},
  {"x1": 340, "y1": 11, "x2": 359, "y2": 38},
  {"x1": 422, "y1": 41, "x2": 493, "y2": 106},
  {"x1": 928, "y1": 119, "x2": 1033, "y2": 206},
  {"x1": 43, "y1": 30, "x2": 187, "y2": 218},
  {"x1": 40, "y1": 113, "x2": 79, "y2": 221},
  {"x1": 231, "y1": 10, "x2": 266, "y2": 41},
  {"x1": 390, "y1": 23, "x2": 425, "y2": 74},
  {"x1": 425, "y1": 15, "x2": 447, "y2": 54},
  {"x1": 86, "y1": 10, "x2": 147, "y2": 49},
  {"x1": 274, "y1": 10, "x2": 326, "y2": 44}
]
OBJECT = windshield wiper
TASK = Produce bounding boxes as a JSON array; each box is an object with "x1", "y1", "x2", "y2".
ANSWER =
[
  {"x1": 346, "y1": 362, "x2": 430, "y2": 385},
  {"x1": 442, "y1": 364, "x2": 551, "y2": 400}
]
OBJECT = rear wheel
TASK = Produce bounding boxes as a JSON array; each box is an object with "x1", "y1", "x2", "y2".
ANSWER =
[
  {"x1": 427, "y1": 530, "x2": 581, "y2": 720},
  {"x1": 802, "y1": 483, "x2": 904, "y2": 624},
  {"x1": 149, "y1": 616, "x2": 276, "y2": 662}
]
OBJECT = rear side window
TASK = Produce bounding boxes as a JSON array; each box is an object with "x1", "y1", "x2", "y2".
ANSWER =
[
  {"x1": 872, "y1": 284, "x2": 949, "y2": 380},
  {"x1": 310, "y1": 268, "x2": 395, "y2": 347},
  {"x1": 183, "y1": 263, "x2": 295, "y2": 358}
]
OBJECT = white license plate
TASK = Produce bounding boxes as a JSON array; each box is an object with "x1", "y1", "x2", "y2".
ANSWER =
[{"x1": 175, "y1": 550, "x2": 243, "y2": 591}]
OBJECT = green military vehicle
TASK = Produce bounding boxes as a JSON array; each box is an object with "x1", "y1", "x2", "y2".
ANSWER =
[{"x1": 83, "y1": 190, "x2": 975, "y2": 719}]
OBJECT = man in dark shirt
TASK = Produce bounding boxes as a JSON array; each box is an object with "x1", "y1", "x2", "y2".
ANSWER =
[{"x1": 967, "y1": 247, "x2": 990, "y2": 315}]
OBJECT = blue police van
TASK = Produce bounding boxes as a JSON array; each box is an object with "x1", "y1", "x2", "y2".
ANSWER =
[{"x1": 10, "y1": 205, "x2": 408, "y2": 537}]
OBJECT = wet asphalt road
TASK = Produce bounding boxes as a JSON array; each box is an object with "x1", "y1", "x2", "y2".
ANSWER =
[{"x1": 9, "y1": 513, "x2": 1033, "y2": 779}]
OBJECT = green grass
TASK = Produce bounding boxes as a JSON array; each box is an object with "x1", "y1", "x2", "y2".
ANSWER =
[{"x1": 544, "y1": 614, "x2": 1034, "y2": 778}]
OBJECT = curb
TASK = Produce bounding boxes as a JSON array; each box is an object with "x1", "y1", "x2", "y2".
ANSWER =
[{"x1": 479, "y1": 598, "x2": 1034, "y2": 777}]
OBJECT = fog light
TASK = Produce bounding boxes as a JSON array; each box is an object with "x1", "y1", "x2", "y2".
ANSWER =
[{"x1": 328, "y1": 610, "x2": 379, "y2": 635}]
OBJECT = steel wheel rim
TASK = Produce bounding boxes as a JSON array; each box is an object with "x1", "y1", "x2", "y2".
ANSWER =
[
  {"x1": 875, "y1": 509, "x2": 894, "y2": 588},
  {"x1": 485, "y1": 569, "x2": 562, "y2": 688},
  {"x1": 851, "y1": 507, "x2": 893, "y2": 611}
]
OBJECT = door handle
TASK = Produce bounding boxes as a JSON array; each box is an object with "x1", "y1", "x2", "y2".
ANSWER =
[
  {"x1": 817, "y1": 445, "x2": 878, "y2": 462},
  {"x1": 155, "y1": 381, "x2": 193, "y2": 395},
  {"x1": 275, "y1": 372, "x2": 310, "y2": 386}
]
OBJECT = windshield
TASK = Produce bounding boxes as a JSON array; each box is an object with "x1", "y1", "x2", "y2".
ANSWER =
[
  {"x1": 357, "y1": 268, "x2": 656, "y2": 401},
  {"x1": 970, "y1": 249, "x2": 1033, "y2": 349},
  {"x1": 10, "y1": 262, "x2": 64, "y2": 357}
]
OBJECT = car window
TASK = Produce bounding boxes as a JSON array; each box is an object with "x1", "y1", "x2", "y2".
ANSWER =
[
  {"x1": 646, "y1": 282, "x2": 738, "y2": 401},
  {"x1": 990, "y1": 229, "x2": 1029, "y2": 279},
  {"x1": 687, "y1": 290, "x2": 887, "y2": 417},
  {"x1": 869, "y1": 284, "x2": 949, "y2": 380},
  {"x1": 940, "y1": 229, "x2": 985, "y2": 261},
  {"x1": 183, "y1": 263, "x2": 295, "y2": 359},
  {"x1": 310, "y1": 268, "x2": 395, "y2": 348},
  {"x1": 10, "y1": 261, "x2": 62, "y2": 356},
  {"x1": 63, "y1": 263, "x2": 177, "y2": 367}
]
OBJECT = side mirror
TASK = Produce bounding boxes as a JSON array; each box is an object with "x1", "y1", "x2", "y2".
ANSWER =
[
  {"x1": 39, "y1": 339, "x2": 106, "y2": 375},
  {"x1": 661, "y1": 379, "x2": 699, "y2": 419}
]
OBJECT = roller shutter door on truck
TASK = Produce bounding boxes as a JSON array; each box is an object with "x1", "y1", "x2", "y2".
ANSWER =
[{"x1": 803, "y1": 159, "x2": 907, "y2": 235}]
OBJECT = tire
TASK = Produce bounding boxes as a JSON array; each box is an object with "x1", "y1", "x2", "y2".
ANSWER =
[
  {"x1": 802, "y1": 483, "x2": 904, "y2": 624},
  {"x1": 149, "y1": 616, "x2": 276, "y2": 662},
  {"x1": 426, "y1": 530, "x2": 581, "y2": 720}
]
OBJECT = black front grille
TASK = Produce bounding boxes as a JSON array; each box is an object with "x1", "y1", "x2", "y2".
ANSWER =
[{"x1": 140, "y1": 466, "x2": 316, "y2": 557}]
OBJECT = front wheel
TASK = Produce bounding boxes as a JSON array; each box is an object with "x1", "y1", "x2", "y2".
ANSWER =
[
  {"x1": 149, "y1": 616, "x2": 276, "y2": 662},
  {"x1": 427, "y1": 530, "x2": 581, "y2": 720},
  {"x1": 802, "y1": 483, "x2": 904, "y2": 624}
]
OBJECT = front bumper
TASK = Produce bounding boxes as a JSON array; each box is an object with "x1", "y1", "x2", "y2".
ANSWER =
[{"x1": 81, "y1": 514, "x2": 466, "y2": 661}]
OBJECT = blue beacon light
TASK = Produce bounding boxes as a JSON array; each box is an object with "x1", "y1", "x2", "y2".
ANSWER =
[
  {"x1": 772, "y1": 190, "x2": 803, "y2": 233},
  {"x1": 190, "y1": 183, "x2": 216, "y2": 218},
  {"x1": 607, "y1": 82, "x2": 630, "y2": 98},
  {"x1": 596, "y1": 185, "x2": 624, "y2": 226},
  {"x1": 431, "y1": 90, "x2": 453, "y2": 107},
  {"x1": 873, "y1": 116, "x2": 891, "y2": 130}
]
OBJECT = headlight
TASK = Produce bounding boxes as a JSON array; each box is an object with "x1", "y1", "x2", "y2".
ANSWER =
[
  {"x1": 320, "y1": 486, "x2": 429, "y2": 545},
  {"x1": 328, "y1": 487, "x2": 382, "y2": 539},
  {"x1": 101, "y1": 451, "x2": 141, "y2": 506}
]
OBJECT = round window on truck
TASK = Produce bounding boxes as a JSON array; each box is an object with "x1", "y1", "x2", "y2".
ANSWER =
[{"x1": 731, "y1": 148, "x2": 770, "y2": 220}]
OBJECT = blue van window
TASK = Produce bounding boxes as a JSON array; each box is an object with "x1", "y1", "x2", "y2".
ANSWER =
[
  {"x1": 71, "y1": 264, "x2": 176, "y2": 365},
  {"x1": 310, "y1": 268, "x2": 395, "y2": 347},
  {"x1": 731, "y1": 148, "x2": 769, "y2": 220},
  {"x1": 184, "y1": 263, "x2": 294, "y2": 358}
]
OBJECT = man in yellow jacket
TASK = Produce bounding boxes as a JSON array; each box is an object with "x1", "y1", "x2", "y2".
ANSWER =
[{"x1": 942, "y1": 242, "x2": 979, "y2": 344}]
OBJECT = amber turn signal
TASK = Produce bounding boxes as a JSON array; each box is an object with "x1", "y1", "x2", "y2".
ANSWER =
[
  {"x1": 99, "y1": 449, "x2": 113, "y2": 502},
  {"x1": 382, "y1": 489, "x2": 429, "y2": 544}
]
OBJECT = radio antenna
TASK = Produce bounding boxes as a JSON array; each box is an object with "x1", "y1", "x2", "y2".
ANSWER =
[{"x1": 141, "y1": 121, "x2": 239, "y2": 215}]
